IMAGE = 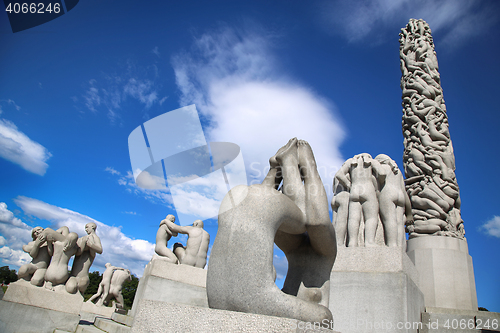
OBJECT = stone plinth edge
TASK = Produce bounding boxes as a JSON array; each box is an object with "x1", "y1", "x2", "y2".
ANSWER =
[
  {"x1": 147, "y1": 255, "x2": 206, "y2": 287},
  {"x1": 3, "y1": 279, "x2": 83, "y2": 314},
  {"x1": 131, "y1": 299, "x2": 337, "y2": 332}
]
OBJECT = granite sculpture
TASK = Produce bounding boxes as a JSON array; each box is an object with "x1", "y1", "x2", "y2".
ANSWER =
[
  {"x1": 167, "y1": 219, "x2": 210, "y2": 269},
  {"x1": 18, "y1": 227, "x2": 51, "y2": 286},
  {"x1": 17, "y1": 224, "x2": 102, "y2": 293},
  {"x1": 87, "y1": 263, "x2": 130, "y2": 308},
  {"x1": 66, "y1": 222, "x2": 103, "y2": 294},
  {"x1": 42, "y1": 226, "x2": 79, "y2": 290},
  {"x1": 332, "y1": 153, "x2": 412, "y2": 247},
  {"x1": 155, "y1": 215, "x2": 179, "y2": 263},
  {"x1": 207, "y1": 138, "x2": 336, "y2": 323},
  {"x1": 399, "y1": 18, "x2": 464, "y2": 238}
]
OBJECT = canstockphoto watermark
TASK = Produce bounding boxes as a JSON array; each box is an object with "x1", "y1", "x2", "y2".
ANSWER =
[{"x1": 291, "y1": 319, "x2": 334, "y2": 331}]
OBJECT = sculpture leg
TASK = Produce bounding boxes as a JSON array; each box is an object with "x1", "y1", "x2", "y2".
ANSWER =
[
  {"x1": 30, "y1": 268, "x2": 46, "y2": 286},
  {"x1": 347, "y1": 200, "x2": 361, "y2": 247},
  {"x1": 208, "y1": 184, "x2": 332, "y2": 323},
  {"x1": 363, "y1": 198, "x2": 380, "y2": 247}
]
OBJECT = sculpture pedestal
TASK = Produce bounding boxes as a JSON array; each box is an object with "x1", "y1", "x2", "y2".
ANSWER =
[
  {"x1": 131, "y1": 299, "x2": 337, "y2": 332},
  {"x1": 329, "y1": 246, "x2": 424, "y2": 333},
  {"x1": 406, "y1": 236, "x2": 477, "y2": 311},
  {"x1": 130, "y1": 255, "x2": 208, "y2": 317},
  {"x1": 0, "y1": 280, "x2": 83, "y2": 333}
]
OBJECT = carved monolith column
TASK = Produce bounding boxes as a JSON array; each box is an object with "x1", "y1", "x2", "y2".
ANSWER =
[{"x1": 400, "y1": 19, "x2": 477, "y2": 312}]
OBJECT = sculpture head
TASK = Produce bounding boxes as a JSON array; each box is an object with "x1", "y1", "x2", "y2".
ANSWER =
[
  {"x1": 375, "y1": 154, "x2": 398, "y2": 174},
  {"x1": 31, "y1": 227, "x2": 44, "y2": 240},
  {"x1": 105, "y1": 263, "x2": 112, "y2": 268},
  {"x1": 193, "y1": 220, "x2": 204, "y2": 228},
  {"x1": 85, "y1": 222, "x2": 97, "y2": 235},
  {"x1": 160, "y1": 214, "x2": 175, "y2": 227}
]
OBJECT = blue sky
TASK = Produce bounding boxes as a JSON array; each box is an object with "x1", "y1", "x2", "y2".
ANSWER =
[{"x1": 0, "y1": 0, "x2": 499, "y2": 312}]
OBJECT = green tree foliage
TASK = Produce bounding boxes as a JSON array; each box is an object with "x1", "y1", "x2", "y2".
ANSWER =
[
  {"x1": 84, "y1": 271, "x2": 102, "y2": 301},
  {"x1": 0, "y1": 266, "x2": 18, "y2": 284},
  {"x1": 478, "y1": 307, "x2": 489, "y2": 312},
  {"x1": 122, "y1": 274, "x2": 139, "y2": 309}
]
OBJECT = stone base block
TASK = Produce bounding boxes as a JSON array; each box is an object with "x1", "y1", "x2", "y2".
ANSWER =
[
  {"x1": 130, "y1": 256, "x2": 208, "y2": 317},
  {"x1": 419, "y1": 307, "x2": 500, "y2": 333},
  {"x1": 3, "y1": 279, "x2": 84, "y2": 314},
  {"x1": 81, "y1": 301, "x2": 116, "y2": 319},
  {"x1": 0, "y1": 299, "x2": 81, "y2": 333},
  {"x1": 131, "y1": 299, "x2": 337, "y2": 332},
  {"x1": 330, "y1": 246, "x2": 425, "y2": 333},
  {"x1": 406, "y1": 236, "x2": 478, "y2": 310}
]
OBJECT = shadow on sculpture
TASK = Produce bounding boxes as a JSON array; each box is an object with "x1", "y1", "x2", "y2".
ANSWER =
[{"x1": 207, "y1": 138, "x2": 337, "y2": 323}]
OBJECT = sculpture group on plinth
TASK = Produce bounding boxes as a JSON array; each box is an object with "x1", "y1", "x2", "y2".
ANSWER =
[
  {"x1": 18, "y1": 222, "x2": 102, "y2": 294},
  {"x1": 399, "y1": 18, "x2": 464, "y2": 239},
  {"x1": 332, "y1": 153, "x2": 412, "y2": 247},
  {"x1": 86, "y1": 263, "x2": 131, "y2": 310},
  {"x1": 207, "y1": 138, "x2": 336, "y2": 323},
  {"x1": 155, "y1": 215, "x2": 210, "y2": 269}
]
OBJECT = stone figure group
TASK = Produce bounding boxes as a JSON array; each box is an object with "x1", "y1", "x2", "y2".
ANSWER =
[
  {"x1": 399, "y1": 19, "x2": 464, "y2": 238},
  {"x1": 18, "y1": 223, "x2": 102, "y2": 294},
  {"x1": 332, "y1": 153, "x2": 412, "y2": 247},
  {"x1": 155, "y1": 215, "x2": 210, "y2": 268},
  {"x1": 207, "y1": 138, "x2": 337, "y2": 323},
  {"x1": 86, "y1": 263, "x2": 131, "y2": 310}
]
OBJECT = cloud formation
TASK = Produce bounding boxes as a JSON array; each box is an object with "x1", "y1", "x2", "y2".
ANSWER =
[
  {"x1": 79, "y1": 62, "x2": 167, "y2": 123},
  {"x1": 13, "y1": 196, "x2": 155, "y2": 276},
  {"x1": 319, "y1": 0, "x2": 499, "y2": 48},
  {"x1": 0, "y1": 203, "x2": 33, "y2": 267},
  {"x1": 172, "y1": 26, "x2": 346, "y2": 190},
  {"x1": 0, "y1": 119, "x2": 52, "y2": 175},
  {"x1": 479, "y1": 216, "x2": 500, "y2": 238}
]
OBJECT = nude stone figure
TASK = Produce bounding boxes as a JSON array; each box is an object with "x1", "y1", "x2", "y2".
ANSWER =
[
  {"x1": 66, "y1": 223, "x2": 103, "y2": 294},
  {"x1": 165, "y1": 219, "x2": 210, "y2": 269},
  {"x1": 155, "y1": 215, "x2": 179, "y2": 263},
  {"x1": 87, "y1": 263, "x2": 128, "y2": 306},
  {"x1": 331, "y1": 161, "x2": 351, "y2": 246},
  {"x1": 374, "y1": 154, "x2": 413, "y2": 247},
  {"x1": 336, "y1": 153, "x2": 383, "y2": 247},
  {"x1": 42, "y1": 226, "x2": 79, "y2": 290},
  {"x1": 207, "y1": 138, "x2": 336, "y2": 323},
  {"x1": 107, "y1": 268, "x2": 132, "y2": 309},
  {"x1": 18, "y1": 227, "x2": 50, "y2": 286}
]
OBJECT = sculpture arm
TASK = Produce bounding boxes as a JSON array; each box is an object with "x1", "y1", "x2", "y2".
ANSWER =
[
  {"x1": 86, "y1": 234, "x2": 103, "y2": 255},
  {"x1": 335, "y1": 160, "x2": 352, "y2": 189},
  {"x1": 164, "y1": 220, "x2": 189, "y2": 235}
]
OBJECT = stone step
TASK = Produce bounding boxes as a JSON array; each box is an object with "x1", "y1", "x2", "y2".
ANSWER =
[
  {"x1": 111, "y1": 312, "x2": 134, "y2": 327},
  {"x1": 94, "y1": 317, "x2": 131, "y2": 333}
]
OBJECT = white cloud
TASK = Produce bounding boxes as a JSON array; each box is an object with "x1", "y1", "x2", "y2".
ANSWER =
[
  {"x1": 123, "y1": 78, "x2": 158, "y2": 109},
  {"x1": 0, "y1": 119, "x2": 52, "y2": 176},
  {"x1": 13, "y1": 196, "x2": 155, "y2": 276},
  {"x1": 0, "y1": 203, "x2": 34, "y2": 267},
  {"x1": 80, "y1": 67, "x2": 162, "y2": 123},
  {"x1": 479, "y1": 216, "x2": 500, "y2": 238},
  {"x1": 105, "y1": 166, "x2": 120, "y2": 175},
  {"x1": 171, "y1": 26, "x2": 346, "y2": 191},
  {"x1": 318, "y1": 0, "x2": 499, "y2": 48},
  {"x1": 115, "y1": 170, "x2": 174, "y2": 207},
  {"x1": 0, "y1": 99, "x2": 21, "y2": 112}
]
